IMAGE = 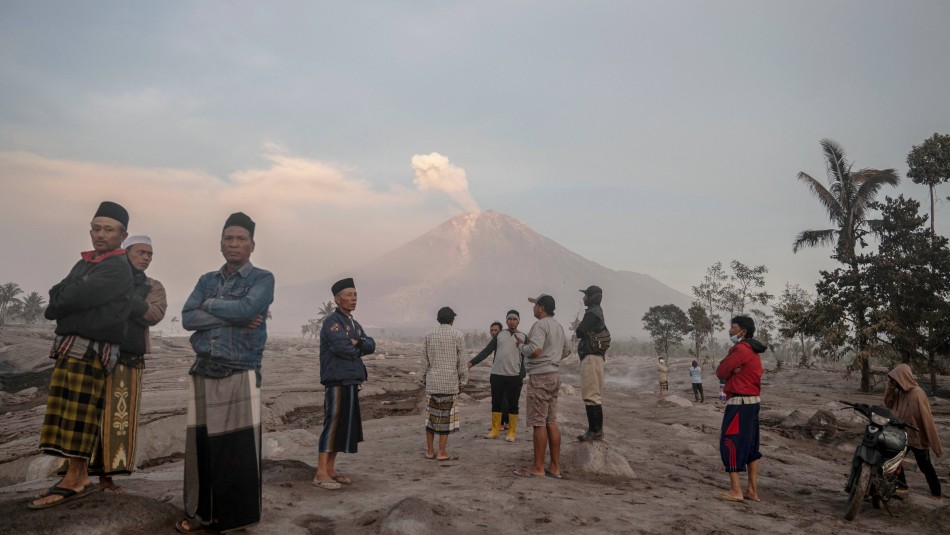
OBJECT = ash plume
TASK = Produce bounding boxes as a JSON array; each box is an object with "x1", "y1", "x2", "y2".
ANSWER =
[{"x1": 411, "y1": 152, "x2": 480, "y2": 213}]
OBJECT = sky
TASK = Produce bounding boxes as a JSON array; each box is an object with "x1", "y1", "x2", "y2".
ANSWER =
[{"x1": 2, "y1": 1, "x2": 949, "y2": 324}]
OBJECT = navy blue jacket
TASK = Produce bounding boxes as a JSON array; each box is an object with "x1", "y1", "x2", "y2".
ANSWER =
[{"x1": 319, "y1": 308, "x2": 375, "y2": 385}]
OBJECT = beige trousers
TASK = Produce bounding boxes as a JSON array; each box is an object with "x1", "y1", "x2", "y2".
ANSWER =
[{"x1": 580, "y1": 355, "x2": 605, "y2": 405}]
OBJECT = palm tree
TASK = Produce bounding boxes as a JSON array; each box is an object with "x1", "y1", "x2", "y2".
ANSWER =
[
  {"x1": 20, "y1": 292, "x2": 46, "y2": 324},
  {"x1": 316, "y1": 300, "x2": 335, "y2": 324},
  {"x1": 794, "y1": 139, "x2": 900, "y2": 262},
  {"x1": 0, "y1": 282, "x2": 23, "y2": 325},
  {"x1": 794, "y1": 139, "x2": 899, "y2": 391}
]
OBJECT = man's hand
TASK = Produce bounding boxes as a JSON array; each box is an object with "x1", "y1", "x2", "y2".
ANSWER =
[
  {"x1": 246, "y1": 315, "x2": 263, "y2": 329},
  {"x1": 351, "y1": 338, "x2": 360, "y2": 346},
  {"x1": 732, "y1": 366, "x2": 742, "y2": 375},
  {"x1": 467, "y1": 362, "x2": 473, "y2": 370}
]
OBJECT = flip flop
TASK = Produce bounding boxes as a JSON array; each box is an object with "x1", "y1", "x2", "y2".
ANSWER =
[
  {"x1": 332, "y1": 474, "x2": 352, "y2": 484},
  {"x1": 312, "y1": 478, "x2": 342, "y2": 490},
  {"x1": 424, "y1": 453, "x2": 435, "y2": 460},
  {"x1": 544, "y1": 470, "x2": 563, "y2": 480},
  {"x1": 743, "y1": 493, "x2": 760, "y2": 502},
  {"x1": 435, "y1": 454, "x2": 459, "y2": 461},
  {"x1": 28, "y1": 484, "x2": 96, "y2": 510},
  {"x1": 715, "y1": 492, "x2": 745, "y2": 503},
  {"x1": 175, "y1": 518, "x2": 208, "y2": 534},
  {"x1": 512, "y1": 468, "x2": 541, "y2": 478}
]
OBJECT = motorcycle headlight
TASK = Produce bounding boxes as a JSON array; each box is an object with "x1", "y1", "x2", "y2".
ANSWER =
[{"x1": 870, "y1": 413, "x2": 891, "y2": 426}]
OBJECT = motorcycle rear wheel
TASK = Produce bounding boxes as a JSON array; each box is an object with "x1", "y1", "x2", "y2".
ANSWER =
[{"x1": 845, "y1": 462, "x2": 871, "y2": 521}]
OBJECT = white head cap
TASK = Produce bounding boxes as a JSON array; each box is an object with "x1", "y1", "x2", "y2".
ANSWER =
[{"x1": 122, "y1": 235, "x2": 152, "y2": 249}]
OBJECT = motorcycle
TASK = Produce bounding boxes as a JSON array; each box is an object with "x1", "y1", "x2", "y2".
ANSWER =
[{"x1": 840, "y1": 400, "x2": 918, "y2": 521}]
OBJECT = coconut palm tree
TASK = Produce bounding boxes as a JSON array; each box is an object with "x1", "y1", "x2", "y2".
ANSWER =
[
  {"x1": 0, "y1": 282, "x2": 23, "y2": 325},
  {"x1": 316, "y1": 300, "x2": 335, "y2": 324},
  {"x1": 793, "y1": 139, "x2": 900, "y2": 263},
  {"x1": 793, "y1": 139, "x2": 899, "y2": 391},
  {"x1": 20, "y1": 291, "x2": 46, "y2": 324}
]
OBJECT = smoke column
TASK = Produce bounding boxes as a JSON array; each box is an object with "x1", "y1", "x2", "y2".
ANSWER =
[{"x1": 411, "y1": 152, "x2": 480, "y2": 213}]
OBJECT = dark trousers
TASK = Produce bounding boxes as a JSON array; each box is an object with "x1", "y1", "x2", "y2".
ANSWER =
[
  {"x1": 691, "y1": 383, "x2": 704, "y2": 401},
  {"x1": 898, "y1": 446, "x2": 942, "y2": 497},
  {"x1": 490, "y1": 374, "x2": 522, "y2": 424}
]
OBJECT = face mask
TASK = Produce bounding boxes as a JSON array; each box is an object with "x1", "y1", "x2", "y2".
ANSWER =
[{"x1": 730, "y1": 334, "x2": 741, "y2": 344}]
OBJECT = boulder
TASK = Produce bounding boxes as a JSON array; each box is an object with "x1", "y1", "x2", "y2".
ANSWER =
[
  {"x1": 806, "y1": 409, "x2": 839, "y2": 441},
  {"x1": 779, "y1": 410, "x2": 810, "y2": 428},
  {"x1": 379, "y1": 496, "x2": 450, "y2": 535},
  {"x1": 658, "y1": 395, "x2": 693, "y2": 408},
  {"x1": 561, "y1": 440, "x2": 635, "y2": 479}
]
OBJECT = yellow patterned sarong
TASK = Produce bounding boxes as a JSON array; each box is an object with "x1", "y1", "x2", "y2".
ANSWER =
[{"x1": 89, "y1": 362, "x2": 143, "y2": 475}]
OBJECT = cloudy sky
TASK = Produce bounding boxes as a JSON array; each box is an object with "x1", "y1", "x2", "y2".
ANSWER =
[{"x1": 2, "y1": 1, "x2": 949, "y2": 320}]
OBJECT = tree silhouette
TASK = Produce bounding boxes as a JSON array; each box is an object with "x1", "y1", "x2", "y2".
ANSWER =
[
  {"x1": 793, "y1": 139, "x2": 899, "y2": 391},
  {"x1": 906, "y1": 132, "x2": 950, "y2": 238},
  {"x1": 20, "y1": 291, "x2": 46, "y2": 324},
  {"x1": 0, "y1": 282, "x2": 23, "y2": 326},
  {"x1": 642, "y1": 304, "x2": 690, "y2": 358}
]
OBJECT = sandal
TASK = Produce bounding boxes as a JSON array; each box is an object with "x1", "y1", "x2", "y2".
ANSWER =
[
  {"x1": 28, "y1": 484, "x2": 96, "y2": 510},
  {"x1": 312, "y1": 478, "x2": 342, "y2": 490},
  {"x1": 332, "y1": 474, "x2": 352, "y2": 484}
]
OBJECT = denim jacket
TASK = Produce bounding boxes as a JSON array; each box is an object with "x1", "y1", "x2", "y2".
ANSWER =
[{"x1": 182, "y1": 261, "x2": 275, "y2": 379}]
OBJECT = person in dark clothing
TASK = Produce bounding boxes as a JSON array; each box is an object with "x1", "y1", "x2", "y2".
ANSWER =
[
  {"x1": 31, "y1": 201, "x2": 133, "y2": 509},
  {"x1": 314, "y1": 278, "x2": 376, "y2": 490},
  {"x1": 573, "y1": 285, "x2": 607, "y2": 441}
]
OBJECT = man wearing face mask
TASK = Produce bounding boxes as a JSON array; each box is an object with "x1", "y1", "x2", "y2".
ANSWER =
[
  {"x1": 573, "y1": 285, "x2": 607, "y2": 441},
  {"x1": 715, "y1": 315, "x2": 766, "y2": 503}
]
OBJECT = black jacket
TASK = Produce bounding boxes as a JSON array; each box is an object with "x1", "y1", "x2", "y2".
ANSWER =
[
  {"x1": 45, "y1": 250, "x2": 133, "y2": 344},
  {"x1": 119, "y1": 268, "x2": 151, "y2": 361},
  {"x1": 576, "y1": 293, "x2": 606, "y2": 359}
]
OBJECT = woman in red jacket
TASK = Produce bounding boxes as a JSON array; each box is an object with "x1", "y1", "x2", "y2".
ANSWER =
[{"x1": 715, "y1": 315, "x2": 766, "y2": 502}]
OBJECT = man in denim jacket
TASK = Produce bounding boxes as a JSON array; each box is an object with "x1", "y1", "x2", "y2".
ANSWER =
[{"x1": 177, "y1": 212, "x2": 275, "y2": 534}]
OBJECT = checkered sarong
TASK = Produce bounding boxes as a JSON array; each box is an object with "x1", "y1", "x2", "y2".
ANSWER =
[
  {"x1": 39, "y1": 352, "x2": 107, "y2": 459},
  {"x1": 425, "y1": 394, "x2": 460, "y2": 435}
]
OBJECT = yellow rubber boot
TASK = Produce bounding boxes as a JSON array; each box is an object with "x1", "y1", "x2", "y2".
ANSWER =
[
  {"x1": 484, "y1": 412, "x2": 502, "y2": 439},
  {"x1": 505, "y1": 414, "x2": 518, "y2": 442}
]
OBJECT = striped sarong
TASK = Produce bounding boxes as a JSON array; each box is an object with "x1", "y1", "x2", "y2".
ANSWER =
[
  {"x1": 319, "y1": 384, "x2": 363, "y2": 454},
  {"x1": 425, "y1": 394, "x2": 459, "y2": 435},
  {"x1": 39, "y1": 353, "x2": 106, "y2": 459},
  {"x1": 184, "y1": 370, "x2": 262, "y2": 532},
  {"x1": 89, "y1": 362, "x2": 143, "y2": 476}
]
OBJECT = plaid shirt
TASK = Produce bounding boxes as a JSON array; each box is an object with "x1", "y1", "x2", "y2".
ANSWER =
[{"x1": 421, "y1": 324, "x2": 468, "y2": 395}]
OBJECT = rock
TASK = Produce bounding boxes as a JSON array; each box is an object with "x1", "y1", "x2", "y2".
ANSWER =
[
  {"x1": 658, "y1": 395, "x2": 693, "y2": 408},
  {"x1": 780, "y1": 410, "x2": 810, "y2": 428},
  {"x1": 561, "y1": 385, "x2": 576, "y2": 396},
  {"x1": 378, "y1": 496, "x2": 450, "y2": 535},
  {"x1": 806, "y1": 409, "x2": 839, "y2": 441},
  {"x1": 685, "y1": 443, "x2": 716, "y2": 456},
  {"x1": 15, "y1": 386, "x2": 37, "y2": 397},
  {"x1": 135, "y1": 414, "x2": 186, "y2": 467},
  {"x1": 561, "y1": 441, "x2": 635, "y2": 479}
]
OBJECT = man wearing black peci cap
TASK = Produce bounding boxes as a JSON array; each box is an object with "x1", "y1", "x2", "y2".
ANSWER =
[
  {"x1": 31, "y1": 202, "x2": 134, "y2": 509},
  {"x1": 314, "y1": 277, "x2": 376, "y2": 490},
  {"x1": 178, "y1": 212, "x2": 275, "y2": 533}
]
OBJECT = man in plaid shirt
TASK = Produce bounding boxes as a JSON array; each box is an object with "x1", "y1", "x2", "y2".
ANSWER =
[{"x1": 421, "y1": 306, "x2": 468, "y2": 461}]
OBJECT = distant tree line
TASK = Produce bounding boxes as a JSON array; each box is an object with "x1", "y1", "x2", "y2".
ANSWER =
[
  {"x1": 641, "y1": 134, "x2": 950, "y2": 394},
  {"x1": 0, "y1": 282, "x2": 48, "y2": 326}
]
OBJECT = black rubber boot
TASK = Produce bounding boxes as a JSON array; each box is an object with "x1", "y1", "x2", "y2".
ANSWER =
[
  {"x1": 578, "y1": 405, "x2": 597, "y2": 441},
  {"x1": 591, "y1": 405, "x2": 604, "y2": 440}
]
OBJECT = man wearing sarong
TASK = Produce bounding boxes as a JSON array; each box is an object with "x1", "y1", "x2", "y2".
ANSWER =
[
  {"x1": 314, "y1": 278, "x2": 376, "y2": 490},
  {"x1": 421, "y1": 307, "x2": 468, "y2": 460},
  {"x1": 513, "y1": 294, "x2": 571, "y2": 479},
  {"x1": 91, "y1": 235, "x2": 166, "y2": 492},
  {"x1": 31, "y1": 201, "x2": 133, "y2": 509},
  {"x1": 715, "y1": 315, "x2": 766, "y2": 503},
  {"x1": 177, "y1": 212, "x2": 274, "y2": 533}
]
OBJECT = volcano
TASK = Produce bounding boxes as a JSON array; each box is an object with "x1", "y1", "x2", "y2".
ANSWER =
[{"x1": 272, "y1": 211, "x2": 691, "y2": 338}]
